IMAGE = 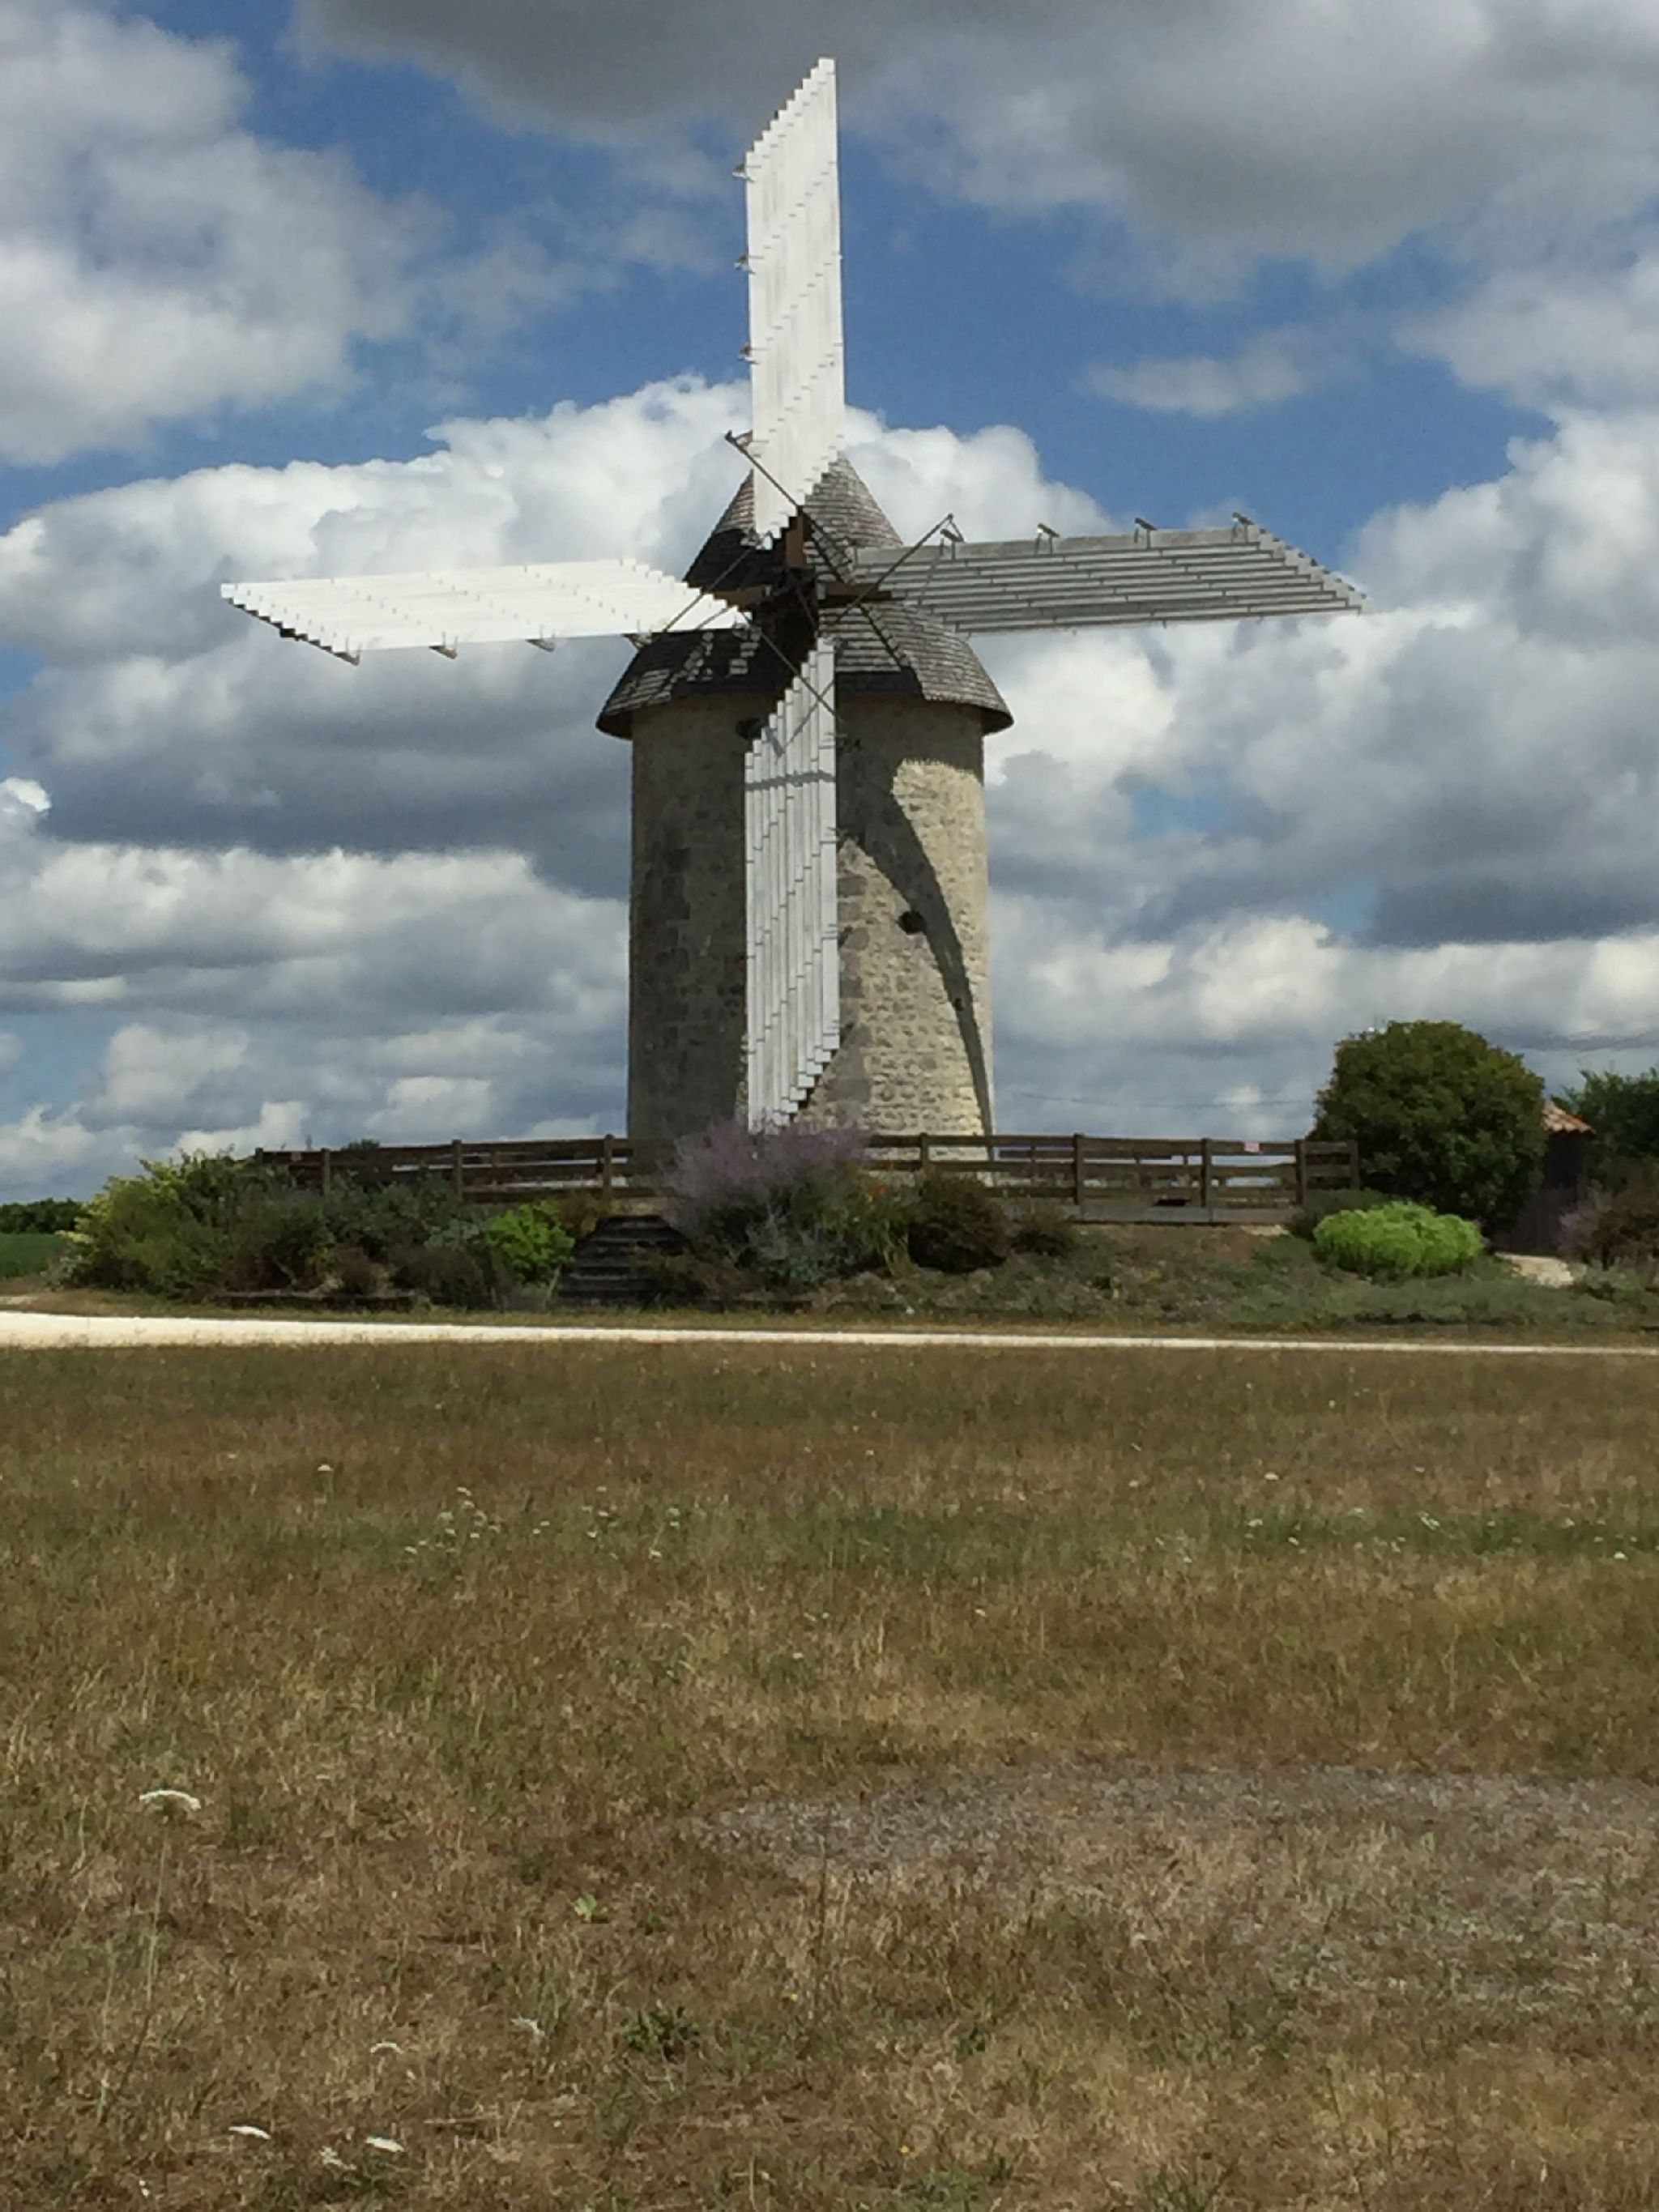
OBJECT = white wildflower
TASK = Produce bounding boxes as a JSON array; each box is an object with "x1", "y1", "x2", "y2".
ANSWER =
[
  {"x1": 369, "y1": 2041, "x2": 402, "y2": 2056},
  {"x1": 139, "y1": 1788, "x2": 202, "y2": 1815}
]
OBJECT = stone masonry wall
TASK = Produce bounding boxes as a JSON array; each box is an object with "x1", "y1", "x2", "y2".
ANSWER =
[
  {"x1": 802, "y1": 697, "x2": 992, "y2": 1135},
  {"x1": 626, "y1": 697, "x2": 748, "y2": 1139},
  {"x1": 624, "y1": 693, "x2": 994, "y2": 1140}
]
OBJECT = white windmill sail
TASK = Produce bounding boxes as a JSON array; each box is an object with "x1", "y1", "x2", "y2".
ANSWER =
[
  {"x1": 220, "y1": 558, "x2": 745, "y2": 663},
  {"x1": 847, "y1": 518, "x2": 1365, "y2": 634},
  {"x1": 744, "y1": 641, "x2": 841, "y2": 1127},
  {"x1": 742, "y1": 58, "x2": 847, "y2": 543}
]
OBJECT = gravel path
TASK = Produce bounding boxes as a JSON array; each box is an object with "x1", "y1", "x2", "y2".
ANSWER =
[{"x1": 1, "y1": 1309, "x2": 1656, "y2": 1354}]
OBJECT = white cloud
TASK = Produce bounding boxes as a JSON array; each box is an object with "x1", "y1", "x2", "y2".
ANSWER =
[
  {"x1": 303, "y1": 0, "x2": 1659, "y2": 275},
  {"x1": 0, "y1": 382, "x2": 1092, "y2": 866},
  {"x1": 0, "y1": 778, "x2": 49, "y2": 821},
  {"x1": 0, "y1": 1104, "x2": 119, "y2": 1195},
  {"x1": 6, "y1": 373, "x2": 1659, "y2": 1175},
  {"x1": 1087, "y1": 332, "x2": 1340, "y2": 418},
  {"x1": 1404, "y1": 236, "x2": 1659, "y2": 411},
  {"x1": 992, "y1": 906, "x2": 1659, "y2": 1132},
  {"x1": 0, "y1": 0, "x2": 423, "y2": 463}
]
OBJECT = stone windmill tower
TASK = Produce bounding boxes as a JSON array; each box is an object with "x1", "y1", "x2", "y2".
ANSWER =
[
  {"x1": 223, "y1": 62, "x2": 1362, "y2": 1141},
  {"x1": 599, "y1": 460, "x2": 1012, "y2": 1138}
]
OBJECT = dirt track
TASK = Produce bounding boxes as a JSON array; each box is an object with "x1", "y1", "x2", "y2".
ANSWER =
[{"x1": 1, "y1": 1309, "x2": 1655, "y2": 1354}]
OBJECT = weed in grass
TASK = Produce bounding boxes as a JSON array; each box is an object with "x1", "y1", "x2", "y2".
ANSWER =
[{"x1": 619, "y1": 2002, "x2": 700, "y2": 2061}]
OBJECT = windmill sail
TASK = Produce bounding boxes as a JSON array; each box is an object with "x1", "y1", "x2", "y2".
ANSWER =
[
  {"x1": 743, "y1": 58, "x2": 847, "y2": 543},
  {"x1": 220, "y1": 559, "x2": 745, "y2": 662},
  {"x1": 851, "y1": 519, "x2": 1365, "y2": 634},
  {"x1": 744, "y1": 641, "x2": 841, "y2": 1127}
]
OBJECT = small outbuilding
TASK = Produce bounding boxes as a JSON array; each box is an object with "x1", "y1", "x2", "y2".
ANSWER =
[{"x1": 1496, "y1": 1100, "x2": 1595, "y2": 1256}]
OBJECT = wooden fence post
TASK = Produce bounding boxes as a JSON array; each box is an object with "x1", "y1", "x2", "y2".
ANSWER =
[
  {"x1": 451, "y1": 1137, "x2": 465, "y2": 1201},
  {"x1": 1348, "y1": 1140, "x2": 1361, "y2": 1191},
  {"x1": 319, "y1": 1148, "x2": 332, "y2": 1199},
  {"x1": 601, "y1": 1132, "x2": 615, "y2": 1198},
  {"x1": 919, "y1": 1132, "x2": 932, "y2": 1172},
  {"x1": 1294, "y1": 1138, "x2": 1308, "y2": 1211},
  {"x1": 1199, "y1": 1138, "x2": 1213, "y2": 1216},
  {"x1": 1073, "y1": 1132, "x2": 1086, "y2": 1213}
]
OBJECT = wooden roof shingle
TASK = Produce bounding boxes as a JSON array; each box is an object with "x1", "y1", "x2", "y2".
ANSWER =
[{"x1": 597, "y1": 460, "x2": 1012, "y2": 737}]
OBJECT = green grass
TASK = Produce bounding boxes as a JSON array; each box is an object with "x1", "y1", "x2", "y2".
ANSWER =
[
  {"x1": 2, "y1": 1341, "x2": 1659, "y2": 2206},
  {"x1": 0, "y1": 1229, "x2": 62, "y2": 1280},
  {"x1": 816, "y1": 1222, "x2": 1658, "y2": 1335}
]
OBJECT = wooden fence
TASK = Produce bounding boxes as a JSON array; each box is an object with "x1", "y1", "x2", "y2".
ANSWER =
[{"x1": 258, "y1": 1132, "x2": 1359, "y2": 1225}]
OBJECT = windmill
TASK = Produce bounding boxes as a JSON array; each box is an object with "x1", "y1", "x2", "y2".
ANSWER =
[{"x1": 223, "y1": 60, "x2": 1363, "y2": 1139}]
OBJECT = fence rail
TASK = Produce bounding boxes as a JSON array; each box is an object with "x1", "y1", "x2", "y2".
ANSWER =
[{"x1": 258, "y1": 1133, "x2": 1360, "y2": 1224}]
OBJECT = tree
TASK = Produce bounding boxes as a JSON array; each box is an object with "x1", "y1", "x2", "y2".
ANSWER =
[
  {"x1": 1311, "y1": 1020, "x2": 1544, "y2": 1227},
  {"x1": 1559, "y1": 1067, "x2": 1659, "y2": 1185}
]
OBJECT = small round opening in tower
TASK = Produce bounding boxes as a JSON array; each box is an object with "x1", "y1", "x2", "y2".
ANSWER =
[{"x1": 897, "y1": 910, "x2": 928, "y2": 936}]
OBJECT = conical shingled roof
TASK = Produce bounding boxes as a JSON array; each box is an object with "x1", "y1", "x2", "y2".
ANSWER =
[{"x1": 596, "y1": 459, "x2": 1012, "y2": 737}]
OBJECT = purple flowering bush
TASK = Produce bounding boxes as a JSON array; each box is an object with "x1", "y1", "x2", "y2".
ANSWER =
[{"x1": 663, "y1": 1121, "x2": 902, "y2": 1289}]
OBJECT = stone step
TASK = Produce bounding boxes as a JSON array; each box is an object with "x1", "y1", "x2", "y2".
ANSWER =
[{"x1": 561, "y1": 1213, "x2": 687, "y2": 1306}]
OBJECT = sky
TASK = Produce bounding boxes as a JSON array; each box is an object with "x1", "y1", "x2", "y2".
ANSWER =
[{"x1": 5, "y1": 0, "x2": 1659, "y2": 1197}]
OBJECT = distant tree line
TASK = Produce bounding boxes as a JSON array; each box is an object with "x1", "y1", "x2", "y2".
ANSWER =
[
  {"x1": 1558, "y1": 1068, "x2": 1659, "y2": 1187},
  {"x1": 0, "y1": 1199, "x2": 83, "y2": 1234}
]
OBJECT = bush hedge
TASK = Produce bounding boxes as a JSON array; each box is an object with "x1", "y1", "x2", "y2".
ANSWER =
[
  {"x1": 1313, "y1": 1200, "x2": 1483, "y2": 1281},
  {"x1": 1559, "y1": 1068, "x2": 1659, "y2": 1187},
  {"x1": 1581, "y1": 1170, "x2": 1659, "y2": 1272},
  {"x1": 906, "y1": 1170, "x2": 1013, "y2": 1274},
  {"x1": 65, "y1": 1153, "x2": 577, "y2": 1306},
  {"x1": 1313, "y1": 1020, "x2": 1544, "y2": 1227},
  {"x1": 664, "y1": 1121, "x2": 902, "y2": 1290}
]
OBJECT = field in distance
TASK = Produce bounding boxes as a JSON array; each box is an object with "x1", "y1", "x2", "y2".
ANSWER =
[
  {"x1": 5, "y1": 1342, "x2": 1657, "y2": 2208},
  {"x1": 0, "y1": 1229, "x2": 63, "y2": 1281}
]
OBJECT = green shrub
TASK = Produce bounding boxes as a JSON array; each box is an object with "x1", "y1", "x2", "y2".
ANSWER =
[
  {"x1": 66, "y1": 1153, "x2": 276, "y2": 1297},
  {"x1": 544, "y1": 1190, "x2": 608, "y2": 1246},
  {"x1": 67, "y1": 1152, "x2": 479, "y2": 1303},
  {"x1": 1312, "y1": 1020, "x2": 1544, "y2": 1227},
  {"x1": 1313, "y1": 1200, "x2": 1483, "y2": 1281},
  {"x1": 1559, "y1": 1068, "x2": 1659, "y2": 1186},
  {"x1": 223, "y1": 1195, "x2": 333, "y2": 1292},
  {"x1": 1581, "y1": 1170, "x2": 1659, "y2": 1272},
  {"x1": 667, "y1": 1120, "x2": 902, "y2": 1289},
  {"x1": 906, "y1": 1170, "x2": 1013, "y2": 1274},
  {"x1": 331, "y1": 1246, "x2": 390, "y2": 1302},
  {"x1": 1009, "y1": 1200, "x2": 1078, "y2": 1259},
  {"x1": 1287, "y1": 1187, "x2": 1395, "y2": 1239},
  {"x1": 319, "y1": 1176, "x2": 467, "y2": 1262},
  {"x1": 482, "y1": 1204, "x2": 575, "y2": 1285},
  {"x1": 637, "y1": 1247, "x2": 778, "y2": 1310},
  {"x1": 391, "y1": 1240, "x2": 498, "y2": 1309}
]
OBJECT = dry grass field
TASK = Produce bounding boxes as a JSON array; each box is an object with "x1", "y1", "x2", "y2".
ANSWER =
[{"x1": 2, "y1": 1341, "x2": 1657, "y2": 2210}]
